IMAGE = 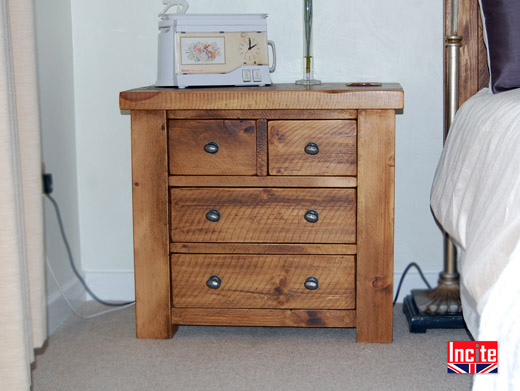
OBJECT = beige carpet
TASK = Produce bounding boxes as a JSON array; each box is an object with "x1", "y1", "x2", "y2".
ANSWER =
[{"x1": 32, "y1": 304, "x2": 473, "y2": 390}]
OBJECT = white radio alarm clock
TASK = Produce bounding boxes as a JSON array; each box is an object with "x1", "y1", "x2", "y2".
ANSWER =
[{"x1": 156, "y1": 0, "x2": 276, "y2": 88}]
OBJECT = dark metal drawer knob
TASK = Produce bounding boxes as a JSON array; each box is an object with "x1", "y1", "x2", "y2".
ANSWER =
[
  {"x1": 304, "y1": 142, "x2": 319, "y2": 155},
  {"x1": 304, "y1": 209, "x2": 319, "y2": 223},
  {"x1": 304, "y1": 276, "x2": 319, "y2": 290},
  {"x1": 206, "y1": 209, "x2": 221, "y2": 222},
  {"x1": 206, "y1": 275, "x2": 222, "y2": 289},
  {"x1": 204, "y1": 141, "x2": 219, "y2": 154}
]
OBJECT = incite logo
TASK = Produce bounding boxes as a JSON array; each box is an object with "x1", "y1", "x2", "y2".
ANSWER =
[{"x1": 447, "y1": 341, "x2": 498, "y2": 374}]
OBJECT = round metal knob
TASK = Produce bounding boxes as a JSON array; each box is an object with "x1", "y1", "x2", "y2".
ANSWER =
[
  {"x1": 304, "y1": 277, "x2": 319, "y2": 290},
  {"x1": 304, "y1": 209, "x2": 319, "y2": 223},
  {"x1": 304, "y1": 142, "x2": 319, "y2": 155},
  {"x1": 204, "y1": 141, "x2": 219, "y2": 154},
  {"x1": 206, "y1": 209, "x2": 221, "y2": 222},
  {"x1": 206, "y1": 275, "x2": 222, "y2": 289}
]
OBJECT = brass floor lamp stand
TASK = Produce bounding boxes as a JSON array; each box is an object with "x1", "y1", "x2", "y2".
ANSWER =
[{"x1": 403, "y1": 35, "x2": 466, "y2": 333}]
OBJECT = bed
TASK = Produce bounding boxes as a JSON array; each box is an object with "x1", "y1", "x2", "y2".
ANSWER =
[{"x1": 430, "y1": 0, "x2": 520, "y2": 387}]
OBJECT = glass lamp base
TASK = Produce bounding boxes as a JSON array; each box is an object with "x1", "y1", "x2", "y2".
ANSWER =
[{"x1": 295, "y1": 78, "x2": 321, "y2": 85}]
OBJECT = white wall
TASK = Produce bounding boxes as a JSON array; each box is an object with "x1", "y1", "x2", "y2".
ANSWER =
[
  {"x1": 66, "y1": 0, "x2": 444, "y2": 300},
  {"x1": 34, "y1": 0, "x2": 85, "y2": 334}
]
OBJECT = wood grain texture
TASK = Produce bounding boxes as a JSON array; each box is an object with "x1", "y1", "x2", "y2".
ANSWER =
[
  {"x1": 120, "y1": 83, "x2": 404, "y2": 110},
  {"x1": 356, "y1": 110, "x2": 395, "y2": 343},
  {"x1": 477, "y1": 8, "x2": 489, "y2": 91},
  {"x1": 171, "y1": 254, "x2": 356, "y2": 309},
  {"x1": 170, "y1": 188, "x2": 356, "y2": 243},
  {"x1": 166, "y1": 109, "x2": 358, "y2": 120},
  {"x1": 171, "y1": 308, "x2": 356, "y2": 327},
  {"x1": 131, "y1": 110, "x2": 173, "y2": 339},
  {"x1": 169, "y1": 175, "x2": 357, "y2": 188},
  {"x1": 170, "y1": 243, "x2": 357, "y2": 255},
  {"x1": 169, "y1": 120, "x2": 256, "y2": 175},
  {"x1": 268, "y1": 120, "x2": 357, "y2": 176}
]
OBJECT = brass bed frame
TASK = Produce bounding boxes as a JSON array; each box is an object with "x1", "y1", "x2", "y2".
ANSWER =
[
  {"x1": 446, "y1": 0, "x2": 489, "y2": 108},
  {"x1": 405, "y1": 0, "x2": 490, "y2": 331}
]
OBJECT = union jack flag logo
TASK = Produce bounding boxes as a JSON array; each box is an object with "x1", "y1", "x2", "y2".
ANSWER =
[
  {"x1": 447, "y1": 363, "x2": 498, "y2": 374},
  {"x1": 447, "y1": 341, "x2": 498, "y2": 374}
]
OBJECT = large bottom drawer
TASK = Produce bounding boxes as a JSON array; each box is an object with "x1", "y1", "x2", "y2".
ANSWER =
[{"x1": 171, "y1": 254, "x2": 355, "y2": 310}]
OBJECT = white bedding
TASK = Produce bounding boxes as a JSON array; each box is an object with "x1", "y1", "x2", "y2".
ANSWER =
[{"x1": 431, "y1": 87, "x2": 520, "y2": 386}]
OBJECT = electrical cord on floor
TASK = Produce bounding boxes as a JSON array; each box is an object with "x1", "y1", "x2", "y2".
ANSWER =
[
  {"x1": 393, "y1": 262, "x2": 432, "y2": 306},
  {"x1": 45, "y1": 256, "x2": 134, "y2": 319},
  {"x1": 45, "y1": 192, "x2": 135, "y2": 307}
]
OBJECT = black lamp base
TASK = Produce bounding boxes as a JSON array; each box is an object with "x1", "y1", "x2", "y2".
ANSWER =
[{"x1": 403, "y1": 294, "x2": 466, "y2": 333}]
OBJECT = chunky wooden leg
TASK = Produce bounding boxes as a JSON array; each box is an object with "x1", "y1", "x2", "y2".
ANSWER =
[
  {"x1": 131, "y1": 110, "x2": 174, "y2": 338},
  {"x1": 356, "y1": 110, "x2": 395, "y2": 343}
]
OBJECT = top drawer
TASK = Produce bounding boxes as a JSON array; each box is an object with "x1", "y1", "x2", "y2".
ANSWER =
[
  {"x1": 169, "y1": 120, "x2": 257, "y2": 175},
  {"x1": 268, "y1": 120, "x2": 357, "y2": 176}
]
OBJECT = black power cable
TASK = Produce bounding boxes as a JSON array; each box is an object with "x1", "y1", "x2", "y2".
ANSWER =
[
  {"x1": 45, "y1": 192, "x2": 134, "y2": 307},
  {"x1": 393, "y1": 262, "x2": 432, "y2": 306}
]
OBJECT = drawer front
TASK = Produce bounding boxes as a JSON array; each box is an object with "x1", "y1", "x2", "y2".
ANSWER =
[
  {"x1": 169, "y1": 120, "x2": 257, "y2": 175},
  {"x1": 171, "y1": 254, "x2": 356, "y2": 309},
  {"x1": 171, "y1": 188, "x2": 356, "y2": 243},
  {"x1": 268, "y1": 120, "x2": 357, "y2": 176}
]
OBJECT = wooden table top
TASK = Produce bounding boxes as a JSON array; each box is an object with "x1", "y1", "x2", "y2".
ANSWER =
[{"x1": 120, "y1": 83, "x2": 404, "y2": 111}]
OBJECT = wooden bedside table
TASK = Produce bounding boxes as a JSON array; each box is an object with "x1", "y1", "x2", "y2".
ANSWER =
[{"x1": 120, "y1": 83, "x2": 404, "y2": 343}]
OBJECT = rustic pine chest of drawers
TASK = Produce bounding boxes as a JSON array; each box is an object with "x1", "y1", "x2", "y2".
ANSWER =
[{"x1": 120, "y1": 83, "x2": 404, "y2": 343}]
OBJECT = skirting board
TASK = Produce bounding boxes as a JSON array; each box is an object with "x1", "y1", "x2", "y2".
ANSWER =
[
  {"x1": 83, "y1": 270, "x2": 436, "y2": 303},
  {"x1": 47, "y1": 277, "x2": 86, "y2": 336}
]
